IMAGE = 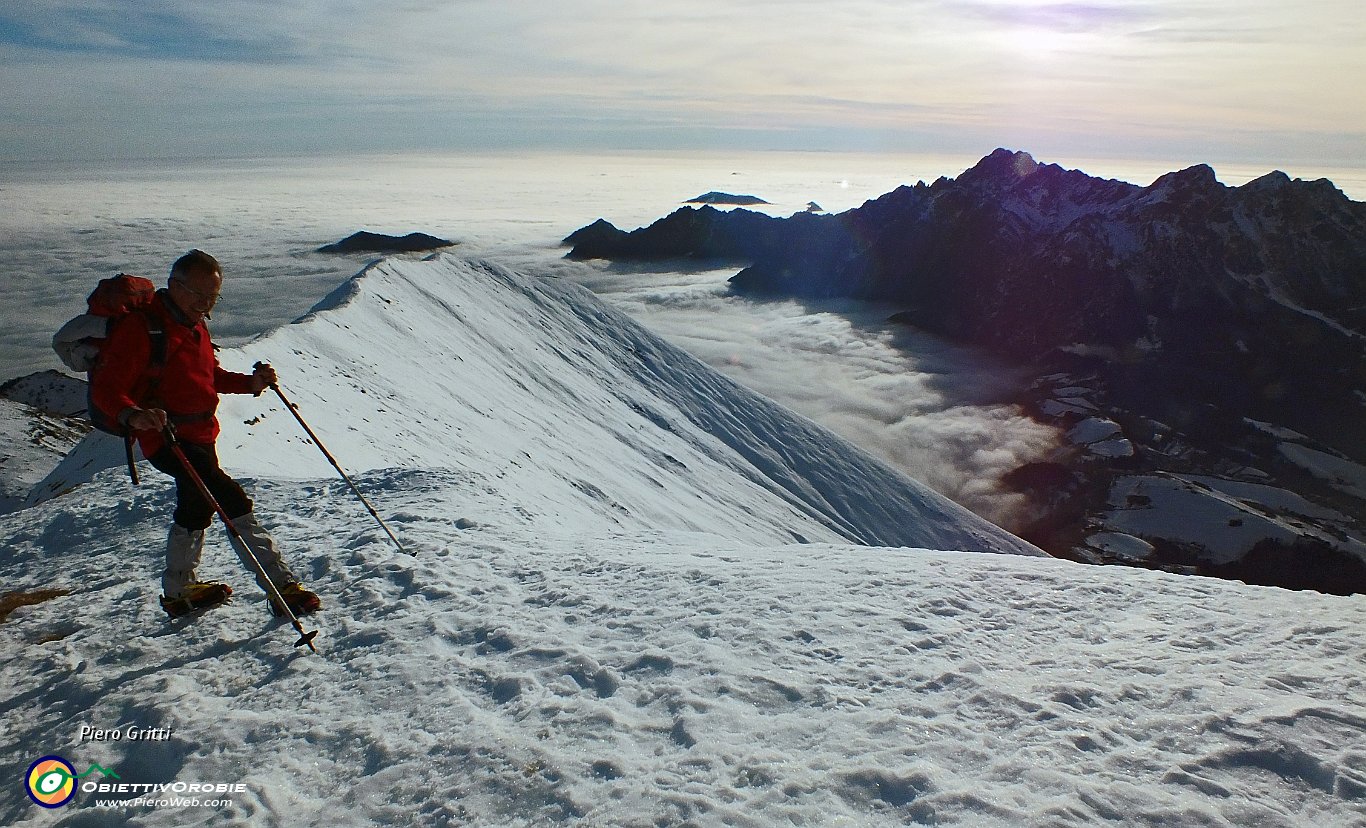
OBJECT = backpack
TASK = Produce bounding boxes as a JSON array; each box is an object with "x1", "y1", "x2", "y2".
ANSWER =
[{"x1": 52, "y1": 274, "x2": 167, "y2": 483}]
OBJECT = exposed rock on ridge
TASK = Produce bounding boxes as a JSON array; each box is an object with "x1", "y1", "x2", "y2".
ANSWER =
[
  {"x1": 563, "y1": 150, "x2": 1366, "y2": 592},
  {"x1": 319, "y1": 231, "x2": 455, "y2": 254},
  {"x1": 566, "y1": 148, "x2": 1366, "y2": 454}
]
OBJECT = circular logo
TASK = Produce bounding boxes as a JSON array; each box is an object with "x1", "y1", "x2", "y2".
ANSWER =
[{"x1": 26, "y1": 756, "x2": 77, "y2": 808}]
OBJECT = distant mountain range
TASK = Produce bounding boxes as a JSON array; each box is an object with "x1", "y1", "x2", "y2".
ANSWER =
[{"x1": 565, "y1": 150, "x2": 1366, "y2": 593}]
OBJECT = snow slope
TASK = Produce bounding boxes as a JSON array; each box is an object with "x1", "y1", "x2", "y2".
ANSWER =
[
  {"x1": 3, "y1": 256, "x2": 1364, "y2": 827},
  {"x1": 0, "y1": 397, "x2": 86, "y2": 512},
  {"x1": 31, "y1": 255, "x2": 1040, "y2": 556}
]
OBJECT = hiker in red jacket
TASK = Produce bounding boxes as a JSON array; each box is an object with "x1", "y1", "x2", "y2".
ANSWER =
[{"x1": 91, "y1": 249, "x2": 321, "y2": 618}]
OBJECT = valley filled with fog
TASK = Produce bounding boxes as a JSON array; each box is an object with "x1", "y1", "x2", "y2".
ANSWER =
[
  {"x1": 0, "y1": 151, "x2": 1074, "y2": 525},
  {"x1": 5, "y1": 150, "x2": 1364, "y2": 534}
]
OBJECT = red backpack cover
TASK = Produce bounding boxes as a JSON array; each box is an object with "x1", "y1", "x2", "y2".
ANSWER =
[
  {"x1": 51, "y1": 272, "x2": 167, "y2": 483},
  {"x1": 87, "y1": 273, "x2": 157, "y2": 317}
]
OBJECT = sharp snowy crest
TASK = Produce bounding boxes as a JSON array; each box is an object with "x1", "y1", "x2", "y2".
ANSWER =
[
  {"x1": 35, "y1": 254, "x2": 1041, "y2": 556},
  {"x1": 4, "y1": 256, "x2": 1361, "y2": 827}
]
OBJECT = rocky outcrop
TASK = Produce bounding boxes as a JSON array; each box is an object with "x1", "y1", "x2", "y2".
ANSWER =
[
  {"x1": 563, "y1": 207, "x2": 797, "y2": 261},
  {"x1": 684, "y1": 192, "x2": 770, "y2": 206},
  {"x1": 1018, "y1": 368, "x2": 1366, "y2": 595},
  {"x1": 564, "y1": 149, "x2": 1366, "y2": 593},
  {"x1": 318, "y1": 231, "x2": 455, "y2": 254}
]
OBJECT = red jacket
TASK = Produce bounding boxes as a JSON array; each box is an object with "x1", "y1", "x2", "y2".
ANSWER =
[{"x1": 91, "y1": 290, "x2": 255, "y2": 458}]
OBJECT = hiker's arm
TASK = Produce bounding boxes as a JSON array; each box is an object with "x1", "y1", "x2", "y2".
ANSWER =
[{"x1": 90, "y1": 315, "x2": 154, "y2": 429}]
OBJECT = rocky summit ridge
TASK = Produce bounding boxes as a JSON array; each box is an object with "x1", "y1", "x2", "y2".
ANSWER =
[
  {"x1": 567, "y1": 148, "x2": 1366, "y2": 453},
  {"x1": 565, "y1": 150, "x2": 1366, "y2": 593}
]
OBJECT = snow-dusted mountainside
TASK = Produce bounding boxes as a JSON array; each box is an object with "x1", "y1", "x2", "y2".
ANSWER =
[
  {"x1": 0, "y1": 370, "x2": 88, "y2": 418},
  {"x1": 0, "y1": 397, "x2": 87, "y2": 512},
  {"x1": 564, "y1": 150, "x2": 1366, "y2": 592},
  {"x1": 28, "y1": 255, "x2": 1039, "y2": 556},
  {"x1": 0, "y1": 370, "x2": 90, "y2": 511},
  {"x1": 0, "y1": 368, "x2": 89, "y2": 511},
  {"x1": 2, "y1": 256, "x2": 1363, "y2": 826}
]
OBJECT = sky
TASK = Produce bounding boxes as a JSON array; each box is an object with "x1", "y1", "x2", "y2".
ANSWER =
[{"x1": 2, "y1": 0, "x2": 1363, "y2": 166}]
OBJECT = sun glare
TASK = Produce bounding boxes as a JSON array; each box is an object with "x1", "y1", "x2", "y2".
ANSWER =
[{"x1": 1004, "y1": 26, "x2": 1072, "y2": 61}]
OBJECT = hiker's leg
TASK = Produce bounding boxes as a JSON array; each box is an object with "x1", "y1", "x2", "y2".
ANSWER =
[
  {"x1": 161, "y1": 523, "x2": 205, "y2": 598},
  {"x1": 149, "y1": 445, "x2": 216, "y2": 595},
  {"x1": 228, "y1": 511, "x2": 297, "y2": 590},
  {"x1": 148, "y1": 442, "x2": 251, "y2": 530},
  {"x1": 150, "y1": 443, "x2": 301, "y2": 597}
]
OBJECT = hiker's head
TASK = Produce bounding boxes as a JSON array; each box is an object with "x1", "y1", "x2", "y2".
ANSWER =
[{"x1": 168, "y1": 249, "x2": 222, "y2": 321}]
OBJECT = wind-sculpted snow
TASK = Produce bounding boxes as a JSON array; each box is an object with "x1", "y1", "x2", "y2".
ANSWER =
[
  {"x1": 1, "y1": 470, "x2": 1363, "y2": 826},
  {"x1": 6, "y1": 255, "x2": 1364, "y2": 826},
  {"x1": 539, "y1": 269, "x2": 1023, "y2": 552},
  {"x1": 33, "y1": 254, "x2": 1040, "y2": 556}
]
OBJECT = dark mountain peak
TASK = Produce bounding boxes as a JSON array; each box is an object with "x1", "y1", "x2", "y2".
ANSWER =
[
  {"x1": 564, "y1": 205, "x2": 785, "y2": 261},
  {"x1": 1301, "y1": 177, "x2": 1349, "y2": 200},
  {"x1": 1237, "y1": 171, "x2": 1352, "y2": 208},
  {"x1": 1149, "y1": 163, "x2": 1219, "y2": 193},
  {"x1": 947, "y1": 150, "x2": 1135, "y2": 215},
  {"x1": 318, "y1": 231, "x2": 454, "y2": 254},
  {"x1": 959, "y1": 148, "x2": 1040, "y2": 184},
  {"x1": 561, "y1": 218, "x2": 623, "y2": 248},
  {"x1": 1243, "y1": 170, "x2": 1293, "y2": 192},
  {"x1": 685, "y1": 192, "x2": 770, "y2": 206}
]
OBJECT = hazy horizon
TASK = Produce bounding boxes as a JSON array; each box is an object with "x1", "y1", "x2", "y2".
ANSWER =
[
  {"x1": 0, "y1": 149, "x2": 1085, "y2": 530},
  {"x1": 4, "y1": 145, "x2": 1364, "y2": 385}
]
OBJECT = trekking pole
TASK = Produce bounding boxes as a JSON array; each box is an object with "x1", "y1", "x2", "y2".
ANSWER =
[
  {"x1": 255, "y1": 362, "x2": 411, "y2": 556},
  {"x1": 161, "y1": 424, "x2": 319, "y2": 653}
]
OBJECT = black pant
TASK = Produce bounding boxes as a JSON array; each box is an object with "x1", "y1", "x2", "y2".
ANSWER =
[{"x1": 149, "y1": 442, "x2": 253, "y2": 530}]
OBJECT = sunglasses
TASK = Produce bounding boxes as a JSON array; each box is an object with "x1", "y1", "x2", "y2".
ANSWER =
[{"x1": 172, "y1": 278, "x2": 221, "y2": 308}]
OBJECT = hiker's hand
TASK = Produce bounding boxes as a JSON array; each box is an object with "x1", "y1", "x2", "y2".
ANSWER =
[
  {"x1": 128, "y1": 407, "x2": 168, "y2": 432},
  {"x1": 251, "y1": 363, "x2": 277, "y2": 395}
]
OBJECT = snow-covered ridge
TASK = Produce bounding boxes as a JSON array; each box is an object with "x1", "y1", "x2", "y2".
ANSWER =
[
  {"x1": 4, "y1": 256, "x2": 1363, "y2": 826},
  {"x1": 0, "y1": 370, "x2": 89, "y2": 512},
  {"x1": 32, "y1": 254, "x2": 1041, "y2": 557}
]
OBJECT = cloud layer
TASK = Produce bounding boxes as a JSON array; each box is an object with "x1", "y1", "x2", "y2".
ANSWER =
[
  {"x1": 570, "y1": 265, "x2": 1061, "y2": 529},
  {"x1": 0, "y1": 150, "x2": 1075, "y2": 531}
]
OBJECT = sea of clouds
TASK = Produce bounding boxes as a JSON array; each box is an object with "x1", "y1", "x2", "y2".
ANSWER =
[{"x1": 8, "y1": 149, "x2": 1353, "y2": 530}]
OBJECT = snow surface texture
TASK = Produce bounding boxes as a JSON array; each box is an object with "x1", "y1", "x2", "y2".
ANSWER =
[
  {"x1": 3, "y1": 256, "x2": 1364, "y2": 827},
  {"x1": 0, "y1": 397, "x2": 86, "y2": 512},
  {"x1": 30, "y1": 256, "x2": 1037, "y2": 557}
]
